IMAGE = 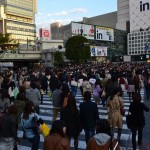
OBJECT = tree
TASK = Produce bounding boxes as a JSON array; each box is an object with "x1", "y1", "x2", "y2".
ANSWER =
[
  {"x1": 54, "y1": 51, "x2": 63, "y2": 66},
  {"x1": 65, "y1": 35, "x2": 90, "y2": 63},
  {"x1": 0, "y1": 33, "x2": 18, "y2": 53}
]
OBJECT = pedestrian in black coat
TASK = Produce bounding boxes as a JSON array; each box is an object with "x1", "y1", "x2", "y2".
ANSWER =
[
  {"x1": 129, "y1": 92, "x2": 149, "y2": 150},
  {"x1": 79, "y1": 91, "x2": 99, "y2": 144},
  {"x1": 60, "y1": 94, "x2": 82, "y2": 150}
]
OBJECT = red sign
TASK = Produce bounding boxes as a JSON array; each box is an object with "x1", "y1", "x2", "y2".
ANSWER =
[{"x1": 39, "y1": 28, "x2": 50, "y2": 40}]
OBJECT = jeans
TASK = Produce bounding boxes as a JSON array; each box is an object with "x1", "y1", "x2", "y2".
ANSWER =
[
  {"x1": 84, "y1": 129, "x2": 95, "y2": 144},
  {"x1": 71, "y1": 86, "x2": 77, "y2": 97},
  {"x1": 28, "y1": 134, "x2": 40, "y2": 150}
]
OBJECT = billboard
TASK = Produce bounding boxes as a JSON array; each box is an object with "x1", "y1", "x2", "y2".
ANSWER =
[
  {"x1": 96, "y1": 26, "x2": 114, "y2": 41},
  {"x1": 130, "y1": 0, "x2": 150, "y2": 32},
  {"x1": 39, "y1": 28, "x2": 50, "y2": 40},
  {"x1": 90, "y1": 46, "x2": 107, "y2": 56},
  {"x1": 123, "y1": 55, "x2": 131, "y2": 62},
  {"x1": 71, "y1": 22, "x2": 94, "y2": 40}
]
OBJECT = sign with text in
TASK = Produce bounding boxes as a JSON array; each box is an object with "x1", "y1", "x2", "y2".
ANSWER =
[
  {"x1": 130, "y1": 0, "x2": 150, "y2": 31},
  {"x1": 90, "y1": 46, "x2": 107, "y2": 56},
  {"x1": 71, "y1": 22, "x2": 94, "y2": 40},
  {"x1": 96, "y1": 26, "x2": 114, "y2": 41},
  {"x1": 39, "y1": 28, "x2": 50, "y2": 40}
]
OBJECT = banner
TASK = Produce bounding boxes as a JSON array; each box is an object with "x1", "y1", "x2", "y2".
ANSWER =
[
  {"x1": 90, "y1": 46, "x2": 107, "y2": 56},
  {"x1": 71, "y1": 22, "x2": 94, "y2": 40},
  {"x1": 96, "y1": 26, "x2": 114, "y2": 41},
  {"x1": 39, "y1": 28, "x2": 50, "y2": 40},
  {"x1": 130, "y1": 0, "x2": 150, "y2": 31}
]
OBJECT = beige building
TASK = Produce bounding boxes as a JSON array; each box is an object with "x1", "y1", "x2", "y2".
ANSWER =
[{"x1": 0, "y1": 0, "x2": 37, "y2": 44}]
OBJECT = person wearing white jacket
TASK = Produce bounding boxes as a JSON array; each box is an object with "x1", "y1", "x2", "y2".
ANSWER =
[{"x1": 8, "y1": 81, "x2": 15, "y2": 104}]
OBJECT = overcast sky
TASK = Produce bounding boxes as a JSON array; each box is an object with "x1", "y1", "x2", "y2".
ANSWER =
[{"x1": 35, "y1": 0, "x2": 117, "y2": 31}]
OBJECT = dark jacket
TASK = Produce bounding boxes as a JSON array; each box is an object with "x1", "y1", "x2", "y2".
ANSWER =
[
  {"x1": 60, "y1": 106, "x2": 82, "y2": 138},
  {"x1": 52, "y1": 89, "x2": 62, "y2": 108},
  {"x1": 129, "y1": 102, "x2": 149, "y2": 128},
  {"x1": 0, "y1": 113, "x2": 17, "y2": 140},
  {"x1": 80, "y1": 100, "x2": 99, "y2": 130}
]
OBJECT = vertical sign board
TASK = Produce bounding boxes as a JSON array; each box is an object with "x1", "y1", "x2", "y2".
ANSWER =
[
  {"x1": 96, "y1": 26, "x2": 114, "y2": 41},
  {"x1": 71, "y1": 22, "x2": 95, "y2": 40},
  {"x1": 90, "y1": 46, "x2": 107, "y2": 57},
  {"x1": 130, "y1": 0, "x2": 150, "y2": 32},
  {"x1": 39, "y1": 28, "x2": 50, "y2": 40}
]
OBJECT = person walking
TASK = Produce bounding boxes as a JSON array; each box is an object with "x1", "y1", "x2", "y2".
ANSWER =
[
  {"x1": 80, "y1": 91, "x2": 99, "y2": 144},
  {"x1": 129, "y1": 92, "x2": 149, "y2": 150},
  {"x1": 60, "y1": 94, "x2": 82, "y2": 150},
  {"x1": 44, "y1": 120, "x2": 70, "y2": 150},
  {"x1": 86, "y1": 119, "x2": 120, "y2": 150},
  {"x1": 143, "y1": 71, "x2": 150, "y2": 100},
  {"x1": 26, "y1": 82, "x2": 41, "y2": 114},
  {"x1": 106, "y1": 87, "x2": 124, "y2": 142},
  {"x1": 21, "y1": 101, "x2": 41, "y2": 150},
  {"x1": 93, "y1": 79, "x2": 103, "y2": 105},
  {"x1": 0, "y1": 105, "x2": 18, "y2": 150},
  {"x1": 52, "y1": 84, "x2": 62, "y2": 122}
]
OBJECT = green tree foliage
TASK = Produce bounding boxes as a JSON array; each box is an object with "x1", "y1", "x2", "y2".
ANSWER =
[
  {"x1": 0, "y1": 33, "x2": 10, "y2": 45},
  {"x1": 65, "y1": 35, "x2": 90, "y2": 62},
  {"x1": 0, "y1": 33, "x2": 19, "y2": 53},
  {"x1": 54, "y1": 51, "x2": 63, "y2": 66}
]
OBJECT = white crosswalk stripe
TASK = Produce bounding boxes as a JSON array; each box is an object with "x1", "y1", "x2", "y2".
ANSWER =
[{"x1": 18, "y1": 88, "x2": 145, "y2": 150}]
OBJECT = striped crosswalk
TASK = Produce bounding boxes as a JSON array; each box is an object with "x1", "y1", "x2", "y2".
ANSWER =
[{"x1": 18, "y1": 88, "x2": 145, "y2": 150}]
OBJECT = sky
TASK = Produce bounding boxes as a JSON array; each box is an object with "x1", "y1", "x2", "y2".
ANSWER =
[{"x1": 35, "y1": 0, "x2": 117, "y2": 31}]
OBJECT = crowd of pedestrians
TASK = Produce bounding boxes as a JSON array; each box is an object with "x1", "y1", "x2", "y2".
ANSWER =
[{"x1": 0, "y1": 62, "x2": 150, "y2": 150}]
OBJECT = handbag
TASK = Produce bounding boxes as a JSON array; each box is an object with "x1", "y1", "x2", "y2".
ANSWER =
[
  {"x1": 120, "y1": 107, "x2": 125, "y2": 116},
  {"x1": 126, "y1": 114, "x2": 132, "y2": 129}
]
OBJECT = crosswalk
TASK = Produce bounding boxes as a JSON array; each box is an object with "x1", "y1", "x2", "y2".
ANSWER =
[{"x1": 17, "y1": 88, "x2": 145, "y2": 150}]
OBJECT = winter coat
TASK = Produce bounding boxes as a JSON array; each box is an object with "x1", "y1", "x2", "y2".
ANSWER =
[
  {"x1": 106, "y1": 96, "x2": 124, "y2": 128},
  {"x1": 60, "y1": 106, "x2": 82, "y2": 138},
  {"x1": 52, "y1": 89, "x2": 62, "y2": 108},
  {"x1": 129, "y1": 102, "x2": 149, "y2": 129},
  {"x1": 80, "y1": 100, "x2": 99, "y2": 130},
  {"x1": 44, "y1": 133, "x2": 70, "y2": 150},
  {"x1": 93, "y1": 85, "x2": 102, "y2": 98},
  {"x1": 86, "y1": 133, "x2": 120, "y2": 150},
  {"x1": 26, "y1": 88, "x2": 41, "y2": 107},
  {"x1": 0, "y1": 113, "x2": 17, "y2": 141}
]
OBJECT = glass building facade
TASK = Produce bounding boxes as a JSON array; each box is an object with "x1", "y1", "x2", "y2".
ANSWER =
[{"x1": 0, "y1": 0, "x2": 37, "y2": 44}]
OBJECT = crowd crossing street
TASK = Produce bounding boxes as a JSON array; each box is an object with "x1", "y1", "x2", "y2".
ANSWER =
[{"x1": 16, "y1": 88, "x2": 148, "y2": 150}]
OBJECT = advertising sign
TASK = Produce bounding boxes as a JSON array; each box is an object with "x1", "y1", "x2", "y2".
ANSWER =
[
  {"x1": 130, "y1": 0, "x2": 150, "y2": 31},
  {"x1": 123, "y1": 55, "x2": 131, "y2": 62},
  {"x1": 71, "y1": 22, "x2": 94, "y2": 40},
  {"x1": 39, "y1": 28, "x2": 50, "y2": 40},
  {"x1": 90, "y1": 46, "x2": 107, "y2": 56},
  {"x1": 96, "y1": 26, "x2": 114, "y2": 41}
]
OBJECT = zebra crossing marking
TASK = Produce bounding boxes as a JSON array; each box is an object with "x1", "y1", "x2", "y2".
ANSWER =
[{"x1": 18, "y1": 88, "x2": 144, "y2": 150}]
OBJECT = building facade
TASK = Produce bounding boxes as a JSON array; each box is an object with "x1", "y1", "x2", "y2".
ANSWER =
[
  {"x1": 0, "y1": 0, "x2": 37, "y2": 44},
  {"x1": 116, "y1": 0, "x2": 130, "y2": 31},
  {"x1": 127, "y1": 0, "x2": 150, "y2": 57}
]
